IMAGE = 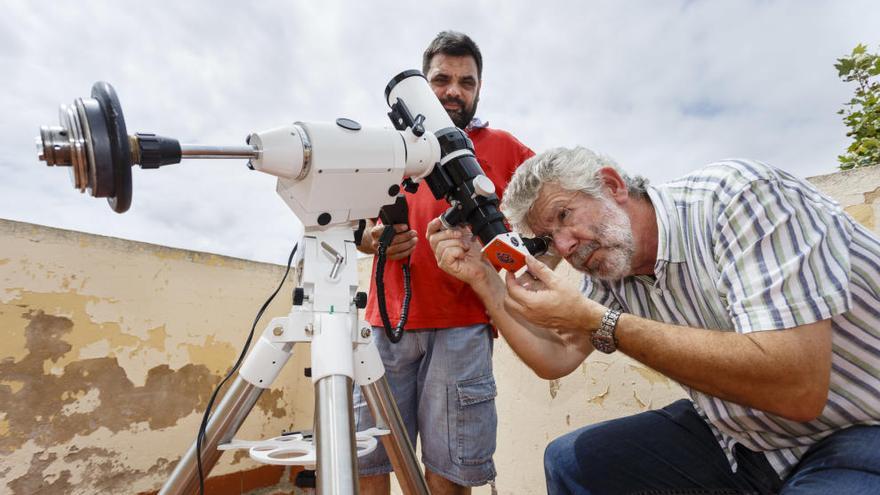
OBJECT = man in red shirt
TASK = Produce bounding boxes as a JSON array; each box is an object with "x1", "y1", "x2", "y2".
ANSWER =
[{"x1": 355, "y1": 31, "x2": 533, "y2": 494}]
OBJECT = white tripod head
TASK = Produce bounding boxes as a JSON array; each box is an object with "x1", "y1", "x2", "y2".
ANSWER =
[{"x1": 248, "y1": 118, "x2": 439, "y2": 229}]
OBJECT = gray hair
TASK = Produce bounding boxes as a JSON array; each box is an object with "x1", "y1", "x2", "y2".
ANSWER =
[{"x1": 500, "y1": 146, "x2": 649, "y2": 234}]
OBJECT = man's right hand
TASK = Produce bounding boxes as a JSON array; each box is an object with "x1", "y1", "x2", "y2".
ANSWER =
[
  {"x1": 357, "y1": 219, "x2": 418, "y2": 260},
  {"x1": 426, "y1": 217, "x2": 493, "y2": 288}
]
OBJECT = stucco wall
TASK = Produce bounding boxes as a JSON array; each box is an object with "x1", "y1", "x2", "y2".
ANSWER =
[
  {"x1": 807, "y1": 166, "x2": 880, "y2": 229},
  {"x1": 0, "y1": 219, "x2": 313, "y2": 494}
]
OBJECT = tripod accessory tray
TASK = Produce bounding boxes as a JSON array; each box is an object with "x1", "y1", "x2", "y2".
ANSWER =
[{"x1": 218, "y1": 427, "x2": 389, "y2": 467}]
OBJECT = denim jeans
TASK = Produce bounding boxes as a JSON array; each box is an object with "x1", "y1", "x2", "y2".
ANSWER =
[
  {"x1": 544, "y1": 399, "x2": 880, "y2": 494},
  {"x1": 352, "y1": 324, "x2": 497, "y2": 486}
]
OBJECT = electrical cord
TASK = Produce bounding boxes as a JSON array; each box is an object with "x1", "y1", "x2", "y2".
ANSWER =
[
  {"x1": 375, "y1": 225, "x2": 411, "y2": 343},
  {"x1": 196, "y1": 243, "x2": 298, "y2": 495}
]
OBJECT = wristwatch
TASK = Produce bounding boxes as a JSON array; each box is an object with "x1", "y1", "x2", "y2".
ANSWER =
[{"x1": 590, "y1": 308, "x2": 622, "y2": 354}]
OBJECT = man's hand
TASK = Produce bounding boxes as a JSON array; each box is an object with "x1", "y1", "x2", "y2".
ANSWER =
[
  {"x1": 504, "y1": 255, "x2": 604, "y2": 341},
  {"x1": 426, "y1": 217, "x2": 493, "y2": 287},
  {"x1": 357, "y1": 220, "x2": 417, "y2": 260}
]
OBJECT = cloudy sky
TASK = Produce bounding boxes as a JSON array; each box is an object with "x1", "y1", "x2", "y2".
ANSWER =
[{"x1": 2, "y1": 0, "x2": 879, "y2": 264}]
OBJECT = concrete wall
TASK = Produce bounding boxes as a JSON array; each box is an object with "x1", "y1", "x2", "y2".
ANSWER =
[
  {"x1": 0, "y1": 220, "x2": 313, "y2": 494},
  {"x1": 2, "y1": 165, "x2": 878, "y2": 494},
  {"x1": 807, "y1": 166, "x2": 880, "y2": 229}
]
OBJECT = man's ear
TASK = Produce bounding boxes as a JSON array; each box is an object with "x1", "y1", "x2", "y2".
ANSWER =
[{"x1": 598, "y1": 167, "x2": 628, "y2": 203}]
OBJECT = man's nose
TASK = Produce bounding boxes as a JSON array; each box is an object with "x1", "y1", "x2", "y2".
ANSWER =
[
  {"x1": 554, "y1": 231, "x2": 577, "y2": 257},
  {"x1": 445, "y1": 83, "x2": 462, "y2": 99}
]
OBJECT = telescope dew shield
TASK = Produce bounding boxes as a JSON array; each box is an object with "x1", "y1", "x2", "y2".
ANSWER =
[{"x1": 385, "y1": 70, "x2": 456, "y2": 133}]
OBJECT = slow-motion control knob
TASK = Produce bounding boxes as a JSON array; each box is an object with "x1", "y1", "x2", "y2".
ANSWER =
[{"x1": 354, "y1": 291, "x2": 368, "y2": 309}]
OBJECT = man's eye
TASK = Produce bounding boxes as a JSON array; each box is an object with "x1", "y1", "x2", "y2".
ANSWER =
[{"x1": 558, "y1": 209, "x2": 569, "y2": 222}]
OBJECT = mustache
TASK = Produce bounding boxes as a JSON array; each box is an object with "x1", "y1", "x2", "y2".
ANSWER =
[
  {"x1": 569, "y1": 241, "x2": 600, "y2": 268},
  {"x1": 440, "y1": 96, "x2": 467, "y2": 110}
]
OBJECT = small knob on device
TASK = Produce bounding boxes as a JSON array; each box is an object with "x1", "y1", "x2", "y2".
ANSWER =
[
  {"x1": 402, "y1": 178, "x2": 420, "y2": 194},
  {"x1": 293, "y1": 287, "x2": 305, "y2": 306},
  {"x1": 135, "y1": 133, "x2": 182, "y2": 169},
  {"x1": 472, "y1": 175, "x2": 496, "y2": 198},
  {"x1": 354, "y1": 292, "x2": 368, "y2": 309}
]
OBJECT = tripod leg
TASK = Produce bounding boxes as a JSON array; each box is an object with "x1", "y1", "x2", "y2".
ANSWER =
[
  {"x1": 353, "y1": 335, "x2": 429, "y2": 495},
  {"x1": 315, "y1": 375, "x2": 359, "y2": 494},
  {"x1": 310, "y1": 312, "x2": 363, "y2": 494},
  {"x1": 362, "y1": 377, "x2": 430, "y2": 495},
  {"x1": 160, "y1": 330, "x2": 293, "y2": 495},
  {"x1": 159, "y1": 376, "x2": 263, "y2": 495}
]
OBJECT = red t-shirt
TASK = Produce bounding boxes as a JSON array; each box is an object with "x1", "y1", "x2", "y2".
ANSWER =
[{"x1": 365, "y1": 126, "x2": 534, "y2": 329}]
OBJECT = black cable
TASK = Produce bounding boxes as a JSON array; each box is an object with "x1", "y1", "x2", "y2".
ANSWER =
[
  {"x1": 375, "y1": 225, "x2": 411, "y2": 343},
  {"x1": 196, "y1": 243, "x2": 298, "y2": 495}
]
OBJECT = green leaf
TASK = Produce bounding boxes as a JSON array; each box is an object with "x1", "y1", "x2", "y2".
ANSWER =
[
  {"x1": 837, "y1": 44, "x2": 880, "y2": 171},
  {"x1": 836, "y1": 58, "x2": 855, "y2": 77}
]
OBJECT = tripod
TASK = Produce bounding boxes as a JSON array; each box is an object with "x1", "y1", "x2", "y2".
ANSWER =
[{"x1": 158, "y1": 226, "x2": 429, "y2": 494}]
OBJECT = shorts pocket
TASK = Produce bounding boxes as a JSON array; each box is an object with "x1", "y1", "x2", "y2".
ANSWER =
[{"x1": 451, "y1": 374, "x2": 498, "y2": 466}]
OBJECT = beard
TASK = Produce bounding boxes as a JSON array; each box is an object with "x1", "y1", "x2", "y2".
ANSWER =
[
  {"x1": 442, "y1": 94, "x2": 479, "y2": 129},
  {"x1": 568, "y1": 199, "x2": 635, "y2": 281}
]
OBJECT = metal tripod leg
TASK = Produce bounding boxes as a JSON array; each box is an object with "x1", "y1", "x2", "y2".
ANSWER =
[
  {"x1": 160, "y1": 324, "x2": 293, "y2": 495},
  {"x1": 315, "y1": 374, "x2": 358, "y2": 493},
  {"x1": 159, "y1": 376, "x2": 264, "y2": 495},
  {"x1": 362, "y1": 376, "x2": 430, "y2": 495},
  {"x1": 157, "y1": 339, "x2": 428, "y2": 494}
]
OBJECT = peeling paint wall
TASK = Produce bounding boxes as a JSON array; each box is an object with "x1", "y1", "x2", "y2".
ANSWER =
[
  {"x1": 1, "y1": 220, "x2": 314, "y2": 494},
  {"x1": 808, "y1": 166, "x2": 880, "y2": 232}
]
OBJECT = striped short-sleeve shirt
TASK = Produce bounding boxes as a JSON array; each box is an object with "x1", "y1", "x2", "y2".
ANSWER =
[{"x1": 582, "y1": 159, "x2": 880, "y2": 478}]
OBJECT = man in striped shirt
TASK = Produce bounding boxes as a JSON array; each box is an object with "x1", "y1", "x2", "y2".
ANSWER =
[{"x1": 426, "y1": 146, "x2": 880, "y2": 494}]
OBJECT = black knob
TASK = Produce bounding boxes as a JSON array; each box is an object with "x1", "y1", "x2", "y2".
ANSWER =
[
  {"x1": 304, "y1": 367, "x2": 312, "y2": 378},
  {"x1": 403, "y1": 178, "x2": 420, "y2": 194},
  {"x1": 293, "y1": 287, "x2": 305, "y2": 306},
  {"x1": 354, "y1": 291, "x2": 368, "y2": 309},
  {"x1": 295, "y1": 469, "x2": 317, "y2": 488},
  {"x1": 136, "y1": 133, "x2": 182, "y2": 169}
]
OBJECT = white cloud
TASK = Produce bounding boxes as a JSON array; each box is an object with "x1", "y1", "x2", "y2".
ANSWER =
[{"x1": 2, "y1": 0, "x2": 878, "y2": 263}]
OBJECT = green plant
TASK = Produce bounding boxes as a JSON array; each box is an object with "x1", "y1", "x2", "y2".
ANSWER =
[{"x1": 836, "y1": 44, "x2": 880, "y2": 170}]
